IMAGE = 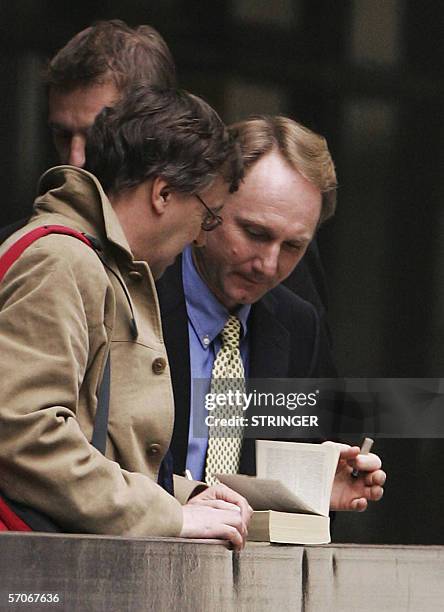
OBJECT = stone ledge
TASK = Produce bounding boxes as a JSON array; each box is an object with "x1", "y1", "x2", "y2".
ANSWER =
[{"x1": 0, "y1": 534, "x2": 443, "y2": 611}]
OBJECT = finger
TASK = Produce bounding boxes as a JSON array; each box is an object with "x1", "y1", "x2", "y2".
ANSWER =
[
  {"x1": 354, "y1": 452, "x2": 382, "y2": 472},
  {"x1": 359, "y1": 483, "x2": 384, "y2": 502},
  {"x1": 181, "y1": 505, "x2": 248, "y2": 545},
  {"x1": 212, "y1": 484, "x2": 253, "y2": 523},
  {"x1": 364, "y1": 469, "x2": 386, "y2": 487},
  {"x1": 350, "y1": 497, "x2": 368, "y2": 512},
  {"x1": 217, "y1": 508, "x2": 247, "y2": 536},
  {"x1": 342, "y1": 449, "x2": 360, "y2": 463},
  {"x1": 194, "y1": 484, "x2": 253, "y2": 528},
  {"x1": 222, "y1": 524, "x2": 245, "y2": 552},
  {"x1": 213, "y1": 509, "x2": 246, "y2": 542},
  {"x1": 236, "y1": 497, "x2": 253, "y2": 524},
  {"x1": 344, "y1": 445, "x2": 360, "y2": 456},
  {"x1": 192, "y1": 506, "x2": 246, "y2": 538},
  {"x1": 369, "y1": 484, "x2": 384, "y2": 501},
  {"x1": 191, "y1": 499, "x2": 242, "y2": 513},
  {"x1": 196, "y1": 484, "x2": 244, "y2": 507}
]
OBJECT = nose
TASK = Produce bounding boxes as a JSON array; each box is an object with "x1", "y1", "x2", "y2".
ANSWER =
[
  {"x1": 252, "y1": 244, "x2": 280, "y2": 278},
  {"x1": 68, "y1": 135, "x2": 86, "y2": 167}
]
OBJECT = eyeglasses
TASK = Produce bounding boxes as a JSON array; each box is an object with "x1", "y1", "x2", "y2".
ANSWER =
[{"x1": 195, "y1": 194, "x2": 223, "y2": 232}]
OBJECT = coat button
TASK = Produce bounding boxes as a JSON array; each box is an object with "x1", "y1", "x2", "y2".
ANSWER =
[
  {"x1": 128, "y1": 270, "x2": 143, "y2": 281},
  {"x1": 152, "y1": 357, "x2": 167, "y2": 374},
  {"x1": 148, "y1": 443, "x2": 161, "y2": 456}
]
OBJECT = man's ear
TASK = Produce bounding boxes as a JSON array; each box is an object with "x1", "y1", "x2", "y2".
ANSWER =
[{"x1": 150, "y1": 177, "x2": 171, "y2": 216}]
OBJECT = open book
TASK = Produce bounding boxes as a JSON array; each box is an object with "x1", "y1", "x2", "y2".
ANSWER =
[{"x1": 217, "y1": 440, "x2": 340, "y2": 544}]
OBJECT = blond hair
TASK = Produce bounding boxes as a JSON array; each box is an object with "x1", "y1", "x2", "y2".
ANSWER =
[{"x1": 229, "y1": 116, "x2": 337, "y2": 223}]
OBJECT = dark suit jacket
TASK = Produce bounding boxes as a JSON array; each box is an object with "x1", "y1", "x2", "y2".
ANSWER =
[
  {"x1": 283, "y1": 240, "x2": 332, "y2": 345},
  {"x1": 156, "y1": 257, "x2": 337, "y2": 477}
]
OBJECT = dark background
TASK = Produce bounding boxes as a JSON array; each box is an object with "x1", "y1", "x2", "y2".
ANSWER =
[{"x1": 1, "y1": 0, "x2": 443, "y2": 543}]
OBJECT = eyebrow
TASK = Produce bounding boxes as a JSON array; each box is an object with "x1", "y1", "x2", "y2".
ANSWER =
[{"x1": 48, "y1": 121, "x2": 89, "y2": 135}]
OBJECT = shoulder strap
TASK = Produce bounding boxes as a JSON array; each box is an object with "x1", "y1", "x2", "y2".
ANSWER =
[
  {"x1": 0, "y1": 225, "x2": 93, "y2": 281},
  {"x1": 0, "y1": 224, "x2": 110, "y2": 454}
]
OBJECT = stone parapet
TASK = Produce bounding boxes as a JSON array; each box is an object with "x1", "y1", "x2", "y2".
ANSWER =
[{"x1": 0, "y1": 534, "x2": 443, "y2": 611}]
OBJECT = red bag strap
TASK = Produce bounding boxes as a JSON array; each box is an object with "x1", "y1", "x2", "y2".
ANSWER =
[
  {"x1": 0, "y1": 495, "x2": 32, "y2": 531},
  {"x1": 0, "y1": 225, "x2": 93, "y2": 282},
  {"x1": 0, "y1": 224, "x2": 95, "y2": 532}
]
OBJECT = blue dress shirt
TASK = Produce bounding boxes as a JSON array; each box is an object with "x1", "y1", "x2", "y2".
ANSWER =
[{"x1": 182, "y1": 246, "x2": 251, "y2": 481}]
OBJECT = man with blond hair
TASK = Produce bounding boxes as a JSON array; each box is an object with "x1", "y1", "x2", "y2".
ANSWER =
[{"x1": 157, "y1": 115, "x2": 385, "y2": 513}]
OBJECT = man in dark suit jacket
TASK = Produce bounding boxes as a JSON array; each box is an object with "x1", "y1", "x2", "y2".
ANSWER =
[
  {"x1": 158, "y1": 256, "x2": 336, "y2": 477},
  {"x1": 157, "y1": 115, "x2": 337, "y2": 480},
  {"x1": 157, "y1": 115, "x2": 385, "y2": 513},
  {"x1": 158, "y1": 113, "x2": 338, "y2": 483}
]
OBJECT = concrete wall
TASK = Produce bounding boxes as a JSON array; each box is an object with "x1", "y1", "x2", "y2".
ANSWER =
[{"x1": 0, "y1": 534, "x2": 443, "y2": 611}]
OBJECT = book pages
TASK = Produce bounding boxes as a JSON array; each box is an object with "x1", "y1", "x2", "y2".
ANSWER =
[
  {"x1": 255, "y1": 440, "x2": 340, "y2": 516},
  {"x1": 217, "y1": 474, "x2": 319, "y2": 514}
]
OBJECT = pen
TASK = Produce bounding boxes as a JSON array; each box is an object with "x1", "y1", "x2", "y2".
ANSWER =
[
  {"x1": 351, "y1": 437, "x2": 374, "y2": 478},
  {"x1": 184, "y1": 469, "x2": 193, "y2": 481}
]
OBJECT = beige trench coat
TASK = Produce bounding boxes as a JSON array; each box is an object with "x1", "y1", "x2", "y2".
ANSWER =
[{"x1": 0, "y1": 166, "x2": 196, "y2": 536}]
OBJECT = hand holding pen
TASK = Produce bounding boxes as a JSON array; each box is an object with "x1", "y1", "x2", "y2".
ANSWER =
[
  {"x1": 351, "y1": 437, "x2": 374, "y2": 478},
  {"x1": 328, "y1": 437, "x2": 386, "y2": 512}
]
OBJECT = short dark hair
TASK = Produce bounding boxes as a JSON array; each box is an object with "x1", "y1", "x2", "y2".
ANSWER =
[
  {"x1": 229, "y1": 116, "x2": 337, "y2": 224},
  {"x1": 45, "y1": 19, "x2": 176, "y2": 92},
  {"x1": 85, "y1": 86, "x2": 243, "y2": 196}
]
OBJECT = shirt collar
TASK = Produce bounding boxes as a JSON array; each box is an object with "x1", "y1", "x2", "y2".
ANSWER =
[{"x1": 182, "y1": 245, "x2": 251, "y2": 349}]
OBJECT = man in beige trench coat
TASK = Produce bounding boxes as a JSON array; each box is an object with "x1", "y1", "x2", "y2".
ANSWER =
[{"x1": 0, "y1": 84, "x2": 252, "y2": 550}]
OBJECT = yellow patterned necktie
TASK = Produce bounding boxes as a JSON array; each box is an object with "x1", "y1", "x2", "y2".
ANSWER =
[{"x1": 205, "y1": 315, "x2": 245, "y2": 486}]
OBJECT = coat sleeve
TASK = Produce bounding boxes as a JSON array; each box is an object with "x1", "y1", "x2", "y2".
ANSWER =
[
  {"x1": 173, "y1": 475, "x2": 207, "y2": 504},
  {"x1": 0, "y1": 235, "x2": 183, "y2": 536}
]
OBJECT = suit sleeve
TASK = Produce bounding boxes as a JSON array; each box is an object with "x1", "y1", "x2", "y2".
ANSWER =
[{"x1": 0, "y1": 236, "x2": 183, "y2": 536}]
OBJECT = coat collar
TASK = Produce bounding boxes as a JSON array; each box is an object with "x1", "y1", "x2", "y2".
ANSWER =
[{"x1": 34, "y1": 166, "x2": 133, "y2": 261}]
